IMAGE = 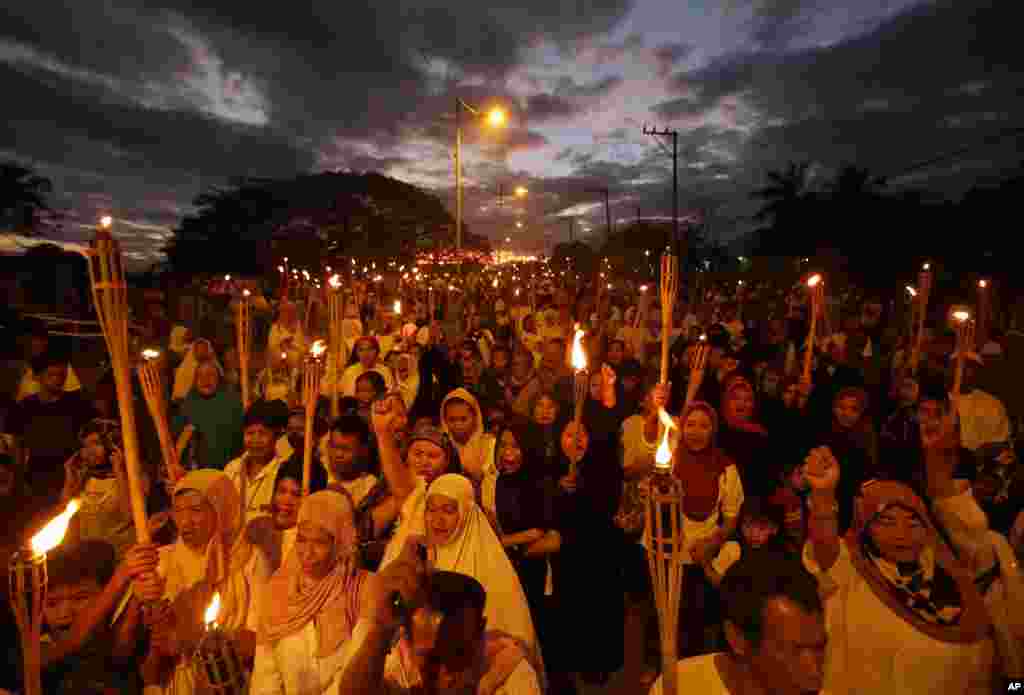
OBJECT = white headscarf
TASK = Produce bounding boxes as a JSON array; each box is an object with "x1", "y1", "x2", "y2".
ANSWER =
[
  {"x1": 395, "y1": 352, "x2": 421, "y2": 410},
  {"x1": 440, "y1": 388, "x2": 496, "y2": 481},
  {"x1": 426, "y1": 474, "x2": 540, "y2": 665},
  {"x1": 172, "y1": 339, "x2": 224, "y2": 401}
]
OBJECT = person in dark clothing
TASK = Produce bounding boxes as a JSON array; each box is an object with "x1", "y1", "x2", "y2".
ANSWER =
[{"x1": 7, "y1": 350, "x2": 97, "y2": 508}]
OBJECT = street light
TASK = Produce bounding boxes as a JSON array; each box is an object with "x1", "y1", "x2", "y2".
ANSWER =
[
  {"x1": 516, "y1": 221, "x2": 523, "y2": 229},
  {"x1": 455, "y1": 99, "x2": 507, "y2": 266}
]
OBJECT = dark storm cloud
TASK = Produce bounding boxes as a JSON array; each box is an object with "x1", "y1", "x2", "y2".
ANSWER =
[
  {"x1": 526, "y1": 93, "x2": 581, "y2": 122},
  {"x1": 657, "y1": 0, "x2": 1024, "y2": 193}
]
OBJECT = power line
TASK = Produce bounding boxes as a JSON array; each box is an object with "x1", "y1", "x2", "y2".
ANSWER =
[{"x1": 885, "y1": 125, "x2": 1024, "y2": 181}]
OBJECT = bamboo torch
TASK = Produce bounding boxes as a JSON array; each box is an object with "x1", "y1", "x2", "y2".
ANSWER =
[
  {"x1": 660, "y1": 250, "x2": 679, "y2": 385},
  {"x1": 138, "y1": 349, "x2": 183, "y2": 485},
  {"x1": 802, "y1": 274, "x2": 823, "y2": 384},
  {"x1": 84, "y1": 217, "x2": 150, "y2": 544},
  {"x1": 909, "y1": 263, "x2": 932, "y2": 376},
  {"x1": 950, "y1": 309, "x2": 974, "y2": 408},
  {"x1": 976, "y1": 279, "x2": 990, "y2": 351},
  {"x1": 235, "y1": 289, "x2": 252, "y2": 410},
  {"x1": 302, "y1": 340, "x2": 327, "y2": 496},
  {"x1": 9, "y1": 500, "x2": 80, "y2": 695},
  {"x1": 194, "y1": 592, "x2": 247, "y2": 695},
  {"x1": 646, "y1": 414, "x2": 684, "y2": 695},
  {"x1": 905, "y1": 285, "x2": 918, "y2": 347},
  {"x1": 570, "y1": 326, "x2": 588, "y2": 476},
  {"x1": 328, "y1": 274, "x2": 344, "y2": 419}
]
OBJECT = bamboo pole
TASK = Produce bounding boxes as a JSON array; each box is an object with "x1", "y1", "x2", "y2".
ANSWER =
[
  {"x1": 660, "y1": 251, "x2": 679, "y2": 385},
  {"x1": 328, "y1": 276, "x2": 344, "y2": 419},
  {"x1": 909, "y1": 264, "x2": 932, "y2": 376},
  {"x1": 802, "y1": 275, "x2": 823, "y2": 384},
  {"x1": 645, "y1": 470, "x2": 685, "y2": 695},
  {"x1": 302, "y1": 341, "x2": 326, "y2": 495},
  {"x1": 235, "y1": 290, "x2": 252, "y2": 410},
  {"x1": 85, "y1": 219, "x2": 150, "y2": 544},
  {"x1": 138, "y1": 352, "x2": 183, "y2": 485}
]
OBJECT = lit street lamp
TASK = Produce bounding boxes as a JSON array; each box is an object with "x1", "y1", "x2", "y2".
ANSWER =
[{"x1": 456, "y1": 99, "x2": 506, "y2": 265}]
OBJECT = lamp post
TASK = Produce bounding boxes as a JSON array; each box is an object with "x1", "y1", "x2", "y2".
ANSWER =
[{"x1": 455, "y1": 99, "x2": 506, "y2": 270}]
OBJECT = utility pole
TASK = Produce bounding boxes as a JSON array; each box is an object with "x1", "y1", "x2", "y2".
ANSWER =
[
  {"x1": 584, "y1": 187, "x2": 611, "y2": 246},
  {"x1": 568, "y1": 217, "x2": 575, "y2": 244},
  {"x1": 642, "y1": 125, "x2": 680, "y2": 258}
]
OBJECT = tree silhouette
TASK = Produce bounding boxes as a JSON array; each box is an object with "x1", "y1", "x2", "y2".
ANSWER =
[
  {"x1": 0, "y1": 162, "x2": 53, "y2": 236},
  {"x1": 163, "y1": 172, "x2": 458, "y2": 275}
]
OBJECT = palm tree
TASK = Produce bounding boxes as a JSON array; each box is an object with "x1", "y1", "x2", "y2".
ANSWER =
[
  {"x1": 751, "y1": 161, "x2": 814, "y2": 255},
  {"x1": 0, "y1": 162, "x2": 53, "y2": 235}
]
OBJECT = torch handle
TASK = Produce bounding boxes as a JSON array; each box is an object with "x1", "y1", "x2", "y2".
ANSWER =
[
  {"x1": 113, "y1": 358, "x2": 152, "y2": 545},
  {"x1": 803, "y1": 290, "x2": 818, "y2": 384}
]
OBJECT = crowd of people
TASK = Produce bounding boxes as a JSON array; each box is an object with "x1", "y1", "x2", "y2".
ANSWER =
[{"x1": 0, "y1": 264, "x2": 1022, "y2": 695}]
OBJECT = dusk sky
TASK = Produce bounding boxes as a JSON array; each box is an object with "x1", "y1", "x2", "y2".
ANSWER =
[{"x1": 2, "y1": 0, "x2": 1020, "y2": 267}]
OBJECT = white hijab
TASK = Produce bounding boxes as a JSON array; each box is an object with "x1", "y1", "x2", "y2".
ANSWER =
[
  {"x1": 395, "y1": 352, "x2": 421, "y2": 410},
  {"x1": 172, "y1": 339, "x2": 224, "y2": 401},
  {"x1": 427, "y1": 474, "x2": 540, "y2": 664}
]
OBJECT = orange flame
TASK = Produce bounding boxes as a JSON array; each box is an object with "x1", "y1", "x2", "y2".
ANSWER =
[
  {"x1": 807, "y1": 274, "x2": 822, "y2": 288},
  {"x1": 571, "y1": 326, "x2": 587, "y2": 372},
  {"x1": 655, "y1": 410, "x2": 676, "y2": 470},
  {"x1": 310, "y1": 340, "x2": 328, "y2": 360},
  {"x1": 953, "y1": 310, "x2": 970, "y2": 323},
  {"x1": 204, "y1": 592, "x2": 221, "y2": 628},
  {"x1": 328, "y1": 274, "x2": 341, "y2": 289},
  {"x1": 142, "y1": 348, "x2": 161, "y2": 361},
  {"x1": 31, "y1": 499, "x2": 80, "y2": 555},
  {"x1": 905, "y1": 285, "x2": 917, "y2": 297}
]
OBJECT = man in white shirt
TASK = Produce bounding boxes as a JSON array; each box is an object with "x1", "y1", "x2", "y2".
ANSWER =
[
  {"x1": 224, "y1": 400, "x2": 289, "y2": 523},
  {"x1": 952, "y1": 352, "x2": 1011, "y2": 452},
  {"x1": 332, "y1": 540, "x2": 542, "y2": 695},
  {"x1": 652, "y1": 551, "x2": 829, "y2": 695}
]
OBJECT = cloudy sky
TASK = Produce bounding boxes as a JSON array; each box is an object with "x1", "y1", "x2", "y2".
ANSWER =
[{"x1": 2, "y1": 0, "x2": 1021, "y2": 267}]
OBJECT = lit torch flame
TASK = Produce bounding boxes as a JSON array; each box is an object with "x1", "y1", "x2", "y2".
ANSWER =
[
  {"x1": 310, "y1": 340, "x2": 328, "y2": 360},
  {"x1": 571, "y1": 326, "x2": 587, "y2": 372},
  {"x1": 640, "y1": 285, "x2": 648, "y2": 293},
  {"x1": 302, "y1": 270, "x2": 310, "y2": 280},
  {"x1": 905, "y1": 285, "x2": 917, "y2": 297},
  {"x1": 224, "y1": 274, "x2": 231, "y2": 282},
  {"x1": 100, "y1": 216, "x2": 112, "y2": 229},
  {"x1": 243, "y1": 289, "x2": 251, "y2": 298},
  {"x1": 953, "y1": 310, "x2": 970, "y2": 323},
  {"x1": 807, "y1": 274, "x2": 822, "y2": 288},
  {"x1": 328, "y1": 274, "x2": 341, "y2": 290},
  {"x1": 204, "y1": 592, "x2": 221, "y2": 629},
  {"x1": 654, "y1": 410, "x2": 676, "y2": 470},
  {"x1": 278, "y1": 265, "x2": 285, "y2": 273},
  {"x1": 394, "y1": 300, "x2": 401, "y2": 314},
  {"x1": 142, "y1": 348, "x2": 161, "y2": 361},
  {"x1": 31, "y1": 499, "x2": 80, "y2": 556},
  {"x1": 979, "y1": 279, "x2": 988, "y2": 289},
  {"x1": 922, "y1": 263, "x2": 930, "y2": 271},
  {"x1": 493, "y1": 278, "x2": 499, "y2": 288}
]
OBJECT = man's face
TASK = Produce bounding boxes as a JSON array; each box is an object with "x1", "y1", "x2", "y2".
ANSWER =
[
  {"x1": 410, "y1": 607, "x2": 485, "y2": 695},
  {"x1": 172, "y1": 490, "x2": 218, "y2": 551},
  {"x1": 272, "y1": 477, "x2": 301, "y2": 530},
  {"x1": 408, "y1": 440, "x2": 448, "y2": 484},
  {"x1": 328, "y1": 431, "x2": 362, "y2": 479},
  {"x1": 832, "y1": 396, "x2": 863, "y2": 430},
  {"x1": 743, "y1": 597, "x2": 827, "y2": 694},
  {"x1": 45, "y1": 579, "x2": 103, "y2": 633},
  {"x1": 196, "y1": 363, "x2": 220, "y2": 397},
  {"x1": 244, "y1": 423, "x2": 276, "y2": 461},
  {"x1": 40, "y1": 364, "x2": 67, "y2": 395}
]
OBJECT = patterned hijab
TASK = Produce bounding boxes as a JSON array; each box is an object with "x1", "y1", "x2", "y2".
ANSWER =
[{"x1": 847, "y1": 480, "x2": 990, "y2": 643}]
